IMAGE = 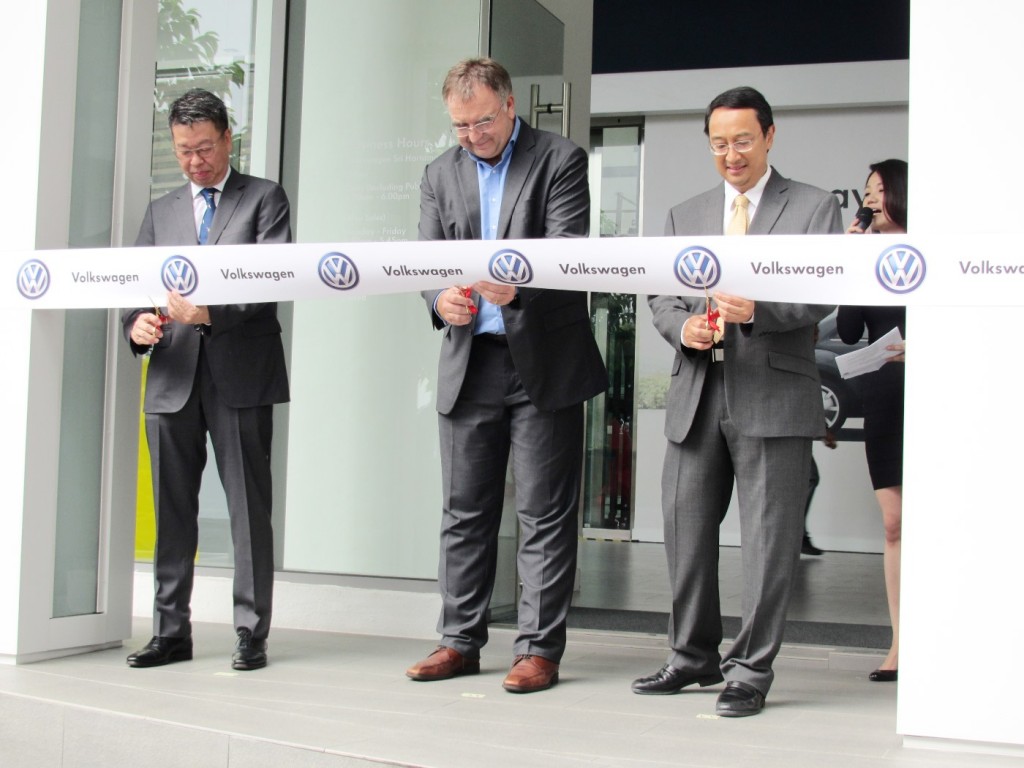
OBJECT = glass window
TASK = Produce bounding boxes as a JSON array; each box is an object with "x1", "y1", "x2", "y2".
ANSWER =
[
  {"x1": 135, "y1": 0, "x2": 259, "y2": 568},
  {"x1": 53, "y1": 0, "x2": 124, "y2": 618},
  {"x1": 148, "y1": 0, "x2": 257, "y2": 201}
]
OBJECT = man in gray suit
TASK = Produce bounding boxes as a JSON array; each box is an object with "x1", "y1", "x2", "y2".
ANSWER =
[
  {"x1": 632, "y1": 87, "x2": 840, "y2": 715},
  {"x1": 405, "y1": 58, "x2": 607, "y2": 693},
  {"x1": 122, "y1": 88, "x2": 290, "y2": 671}
]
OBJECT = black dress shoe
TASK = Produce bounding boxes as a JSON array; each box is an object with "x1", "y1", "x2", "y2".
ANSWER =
[
  {"x1": 232, "y1": 628, "x2": 268, "y2": 670},
  {"x1": 801, "y1": 534, "x2": 824, "y2": 556},
  {"x1": 716, "y1": 681, "x2": 766, "y2": 717},
  {"x1": 631, "y1": 664, "x2": 724, "y2": 695},
  {"x1": 126, "y1": 636, "x2": 193, "y2": 668},
  {"x1": 868, "y1": 668, "x2": 898, "y2": 682}
]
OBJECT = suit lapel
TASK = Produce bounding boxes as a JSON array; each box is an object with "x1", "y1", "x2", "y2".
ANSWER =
[
  {"x1": 173, "y1": 184, "x2": 199, "y2": 244},
  {"x1": 704, "y1": 185, "x2": 726, "y2": 234},
  {"x1": 749, "y1": 167, "x2": 788, "y2": 235},
  {"x1": 497, "y1": 119, "x2": 536, "y2": 239},
  {"x1": 454, "y1": 153, "x2": 482, "y2": 240},
  {"x1": 207, "y1": 169, "x2": 243, "y2": 245}
]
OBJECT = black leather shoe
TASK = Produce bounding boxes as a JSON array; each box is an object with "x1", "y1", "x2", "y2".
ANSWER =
[
  {"x1": 801, "y1": 534, "x2": 824, "y2": 556},
  {"x1": 232, "y1": 628, "x2": 268, "y2": 671},
  {"x1": 631, "y1": 664, "x2": 724, "y2": 695},
  {"x1": 716, "y1": 681, "x2": 766, "y2": 717},
  {"x1": 126, "y1": 636, "x2": 193, "y2": 668},
  {"x1": 868, "y1": 668, "x2": 898, "y2": 682}
]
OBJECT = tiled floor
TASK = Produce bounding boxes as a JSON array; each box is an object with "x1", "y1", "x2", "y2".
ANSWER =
[
  {"x1": 576, "y1": 540, "x2": 890, "y2": 625},
  {"x1": 5, "y1": 549, "x2": 1008, "y2": 767},
  {"x1": 1, "y1": 619, "x2": 1018, "y2": 768}
]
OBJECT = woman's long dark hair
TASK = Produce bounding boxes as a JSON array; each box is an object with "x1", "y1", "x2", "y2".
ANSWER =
[{"x1": 868, "y1": 158, "x2": 908, "y2": 231}]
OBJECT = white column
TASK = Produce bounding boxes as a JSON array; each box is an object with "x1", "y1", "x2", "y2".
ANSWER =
[
  {"x1": 0, "y1": 0, "x2": 60, "y2": 663},
  {"x1": 899, "y1": 0, "x2": 1024, "y2": 755},
  {"x1": 1, "y1": 0, "x2": 139, "y2": 663}
]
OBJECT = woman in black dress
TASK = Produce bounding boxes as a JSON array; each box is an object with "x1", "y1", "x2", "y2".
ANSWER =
[{"x1": 837, "y1": 159, "x2": 907, "y2": 683}]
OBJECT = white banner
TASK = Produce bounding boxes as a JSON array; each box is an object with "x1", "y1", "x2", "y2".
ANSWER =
[{"x1": 0, "y1": 233, "x2": 993, "y2": 309}]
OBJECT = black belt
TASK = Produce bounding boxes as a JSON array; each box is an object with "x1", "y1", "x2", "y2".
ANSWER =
[{"x1": 473, "y1": 333, "x2": 508, "y2": 346}]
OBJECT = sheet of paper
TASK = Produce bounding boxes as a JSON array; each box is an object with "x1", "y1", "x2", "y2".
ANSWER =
[{"x1": 834, "y1": 327, "x2": 904, "y2": 379}]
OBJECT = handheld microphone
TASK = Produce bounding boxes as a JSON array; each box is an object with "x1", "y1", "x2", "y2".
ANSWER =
[{"x1": 855, "y1": 206, "x2": 875, "y2": 231}]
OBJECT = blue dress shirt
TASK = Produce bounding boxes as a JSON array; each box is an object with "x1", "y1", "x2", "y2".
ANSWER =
[{"x1": 468, "y1": 118, "x2": 521, "y2": 335}]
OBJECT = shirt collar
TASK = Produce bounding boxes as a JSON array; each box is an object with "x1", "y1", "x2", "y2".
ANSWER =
[
  {"x1": 725, "y1": 165, "x2": 772, "y2": 210},
  {"x1": 190, "y1": 166, "x2": 231, "y2": 199}
]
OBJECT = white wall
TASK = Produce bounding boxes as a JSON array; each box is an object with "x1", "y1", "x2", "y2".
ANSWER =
[
  {"x1": 3, "y1": 0, "x2": 138, "y2": 663},
  {"x1": 897, "y1": 1, "x2": 1024, "y2": 752},
  {"x1": 0, "y1": 0, "x2": 50, "y2": 660}
]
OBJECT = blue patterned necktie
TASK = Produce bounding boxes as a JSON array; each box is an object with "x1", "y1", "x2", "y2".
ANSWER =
[{"x1": 198, "y1": 188, "x2": 217, "y2": 245}]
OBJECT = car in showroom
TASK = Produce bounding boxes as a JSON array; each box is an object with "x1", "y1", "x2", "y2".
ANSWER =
[{"x1": 815, "y1": 310, "x2": 867, "y2": 431}]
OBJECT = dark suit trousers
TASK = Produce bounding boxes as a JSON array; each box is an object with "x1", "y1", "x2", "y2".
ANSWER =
[
  {"x1": 661, "y1": 363, "x2": 809, "y2": 695},
  {"x1": 145, "y1": 342, "x2": 275, "y2": 640},
  {"x1": 436, "y1": 336, "x2": 582, "y2": 663}
]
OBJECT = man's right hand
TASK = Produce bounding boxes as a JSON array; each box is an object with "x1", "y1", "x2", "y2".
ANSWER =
[
  {"x1": 682, "y1": 314, "x2": 715, "y2": 350},
  {"x1": 435, "y1": 286, "x2": 478, "y2": 326},
  {"x1": 131, "y1": 312, "x2": 164, "y2": 346}
]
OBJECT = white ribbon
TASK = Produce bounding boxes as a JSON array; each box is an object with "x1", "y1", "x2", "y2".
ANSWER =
[{"x1": 2, "y1": 233, "x2": 981, "y2": 309}]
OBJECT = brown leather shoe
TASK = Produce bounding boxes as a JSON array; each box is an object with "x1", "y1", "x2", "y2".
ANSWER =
[
  {"x1": 406, "y1": 646, "x2": 480, "y2": 681},
  {"x1": 502, "y1": 654, "x2": 559, "y2": 693}
]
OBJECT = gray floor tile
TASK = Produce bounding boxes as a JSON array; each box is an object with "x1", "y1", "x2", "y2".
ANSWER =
[
  {"x1": 62, "y1": 708, "x2": 230, "y2": 768},
  {"x1": 576, "y1": 541, "x2": 891, "y2": 626},
  {"x1": 1, "y1": 614, "x2": 1019, "y2": 768},
  {"x1": 0, "y1": 694, "x2": 65, "y2": 768}
]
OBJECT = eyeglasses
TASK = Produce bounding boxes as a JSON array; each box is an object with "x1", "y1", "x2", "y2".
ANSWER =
[
  {"x1": 451, "y1": 104, "x2": 507, "y2": 137},
  {"x1": 709, "y1": 138, "x2": 757, "y2": 156},
  {"x1": 174, "y1": 138, "x2": 223, "y2": 161}
]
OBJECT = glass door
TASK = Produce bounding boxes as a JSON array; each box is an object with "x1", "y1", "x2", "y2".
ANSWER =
[
  {"x1": 487, "y1": 0, "x2": 568, "y2": 620},
  {"x1": 582, "y1": 120, "x2": 643, "y2": 537}
]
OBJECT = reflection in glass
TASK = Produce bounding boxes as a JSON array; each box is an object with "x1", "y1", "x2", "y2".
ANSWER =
[
  {"x1": 583, "y1": 123, "x2": 643, "y2": 533},
  {"x1": 585, "y1": 293, "x2": 636, "y2": 531},
  {"x1": 149, "y1": 0, "x2": 257, "y2": 201}
]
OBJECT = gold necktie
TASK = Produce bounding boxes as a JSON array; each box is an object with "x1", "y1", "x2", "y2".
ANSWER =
[{"x1": 727, "y1": 194, "x2": 749, "y2": 235}]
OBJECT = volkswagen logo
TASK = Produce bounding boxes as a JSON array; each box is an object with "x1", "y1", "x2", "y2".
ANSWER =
[
  {"x1": 17, "y1": 259, "x2": 50, "y2": 300},
  {"x1": 876, "y1": 245, "x2": 925, "y2": 294},
  {"x1": 489, "y1": 249, "x2": 533, "y2": 284},
  {"x1": 161, "y1": 255, "x2": 198, "y2": 296},
  {"x1": 318, "y1": 252, "x2": 360, "y2": 291},
  {"x1": 674, "y1": 246, "x2": 721, "y2": 290}
]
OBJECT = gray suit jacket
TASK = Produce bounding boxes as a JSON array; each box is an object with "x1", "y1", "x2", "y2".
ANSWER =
[
  {"x1": 650, "y1": 168, "x2": 841, "y2": 443},
  {"x1": 122, "y1": 169, "x2": 291, "y2": 413},
  {"x1": 419, "y1": 119, "x2": 607, "y2": 414}
]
